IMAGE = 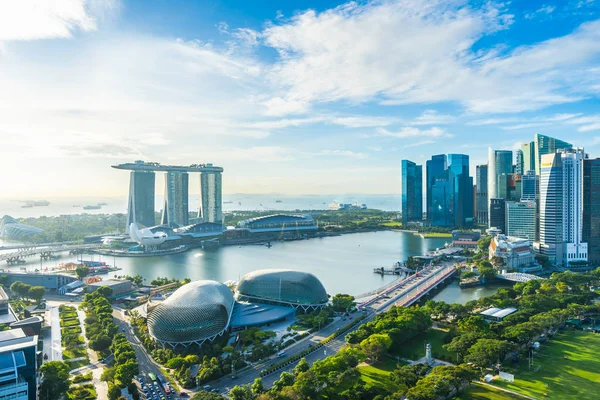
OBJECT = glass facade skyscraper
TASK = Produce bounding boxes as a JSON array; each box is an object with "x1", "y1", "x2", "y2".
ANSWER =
[
  {"x1": 506, "y1": 201, "x2": 536, "y2": 241},
  {"x1": 401, "y1": 160, "x2": 423, "y2": 224},
  {"x1": 476, "y1": 165, "x2": 488, "y2": 224},
  {"x1": 521, "y1": 170, "x2": 539, "y2": 201},
  {"x1": 448, "y1": 154, "x2": 473, "y2": 227},
  {"x1": 162, "y1": 171, "x2": 189, "y2": 227},
  {"x1": 583, "y1": 158, "x2": 600, "y2": 265},
  {"x1": 126, "y1": 170, "x2": 156, "y2": 231},
  {"x1": 489, "y1": 198, "x2": 506, "y2": 233},
  {"x1": 426, "y1": 154, "x2": 447, "y2": 221},
  {"x1": 430, "y1": 169, "x2": 454, "y2": 227},
  {"x1": 521, "y1": 141, "x2": 535, "y2": 173},
  {"x1": 534, "y1": 133, "x2": 572, "y2": 175},
  {"x1": 487, "y1": 148, "x2": 513, "y2": 225}
]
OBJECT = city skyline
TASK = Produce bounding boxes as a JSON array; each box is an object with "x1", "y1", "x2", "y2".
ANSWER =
[{"x1": 0, "y1": 1, "x2": 600, "y2": 198}]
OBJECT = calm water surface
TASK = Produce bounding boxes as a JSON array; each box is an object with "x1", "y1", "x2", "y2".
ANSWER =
[{"x1": 3, "y1": 231, "x2": 449, "y2": 297}]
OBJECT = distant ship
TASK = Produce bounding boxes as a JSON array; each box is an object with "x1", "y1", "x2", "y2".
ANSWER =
[
  {"x1": 73, "y1": 205, "x2": 80, "y2": 207},
  {"x1": 83, "y1": 205, "x2": 101, "y2": 210},
  {"x1": 223, "y1": 201, "x2": 234, "y2": 204},
  {"x1": 97, "y1": 202, "x2": 108, "y2": 206},
  {"x1": 32, "y1": 200, "x2": 50, "y2": 206},
  {"x1": 275, "y1": 199, "x2": 283, "y2": 203},
  {"x1": 21, "y1": 204, "x2": 33, "y2": 208}
]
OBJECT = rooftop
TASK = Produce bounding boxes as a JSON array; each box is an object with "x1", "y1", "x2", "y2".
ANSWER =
[
  {"x1": 88, "y1": 279, "x2": 131, "y2": 287},
  {"x1": 112, "y1": 160, "x2": 223, "y2": 173},
  {"x1": 0, "y1": 328, "x2": 37, "y2": 352},
  {"x1": 480, "y1": 307, "x2": 518, "y2": 320}
]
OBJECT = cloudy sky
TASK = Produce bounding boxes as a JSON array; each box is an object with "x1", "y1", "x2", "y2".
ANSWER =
[{"x1": 1, "y1": 0, "x2": 599, "y2": 198}]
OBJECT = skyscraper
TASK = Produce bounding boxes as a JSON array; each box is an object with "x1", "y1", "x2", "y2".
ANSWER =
[
  {"x1": 0, "y1": 328, "x2": 38, "y2": 400},
  {"x1": 448, "y1": 154, "x2": 473, "y2": 227},
  {"x1": 489, "y1": 198, "x2": 506, "y2": 234},
  {"x1": 401, "y1": 160, "x2": 423, "y2": 224},
  {"x1": 426, "y1": 154, "x2": 447, "y2": 221},
  {"x1": 476, "y1": 165, "x2": 488, "y2": 224},
  {"x1": 430, "y1": 169, "x2": 454, "y2": 227},
  {"x1": 161, "y1": 171, "x2": 189, "y2": 227},
  {"x1": 537, "y1": 149, "x2": 587, "y2": 266},
  {"x1": 521, "y1": 170, "x2": 539, "y2": 201},
  {"x1": 583, "y1": 158, "x2": 600, "y2": 265},
  {"x1": 506, "y1": 201, "x2": 536, "y2": 241},
  {"x1": 534, "y1": 133, "x2": 573, "y2": 175},
  {"x1": 521, "y1": 141, "x2": 535, "y2": 173},
  {"x1": 515, "y1": 149, "x2": 524, "y2": 175},
  {"x1": 487, "y1": 148, "x2": 512, "y2": 225},
  {"x1": 126, "y1": 170, "x2": 156, "y2": 231},
  {"x1": 200, "y1": 170, "x2": 223, "y2": 224}
]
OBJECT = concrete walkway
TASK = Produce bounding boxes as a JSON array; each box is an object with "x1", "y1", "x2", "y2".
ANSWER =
[{"x1": 48, "y1": 307, "x2": 63, "y2": 361}]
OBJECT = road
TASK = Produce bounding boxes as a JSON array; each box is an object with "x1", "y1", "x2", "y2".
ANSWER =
[
  {"x1": 47, "y1": 306, "x2": 63, "y2": 361},
  {"x1": 113, "y1": 309, "x2": 184, "y2": 399}
]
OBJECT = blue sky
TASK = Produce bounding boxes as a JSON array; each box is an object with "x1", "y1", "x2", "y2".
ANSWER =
[{"x1": 0, "y1": 0, "x2": 599, "y2": 197}]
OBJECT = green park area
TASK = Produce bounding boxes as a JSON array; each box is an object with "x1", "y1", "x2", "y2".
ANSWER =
[
  {"x1": 358, "y1": 359, "x2": 402, "y2": 393},
  {"x1": 455, "y1": 384, "x2": 521, "y2": 399},
  {"x1": 492, "y1": 330, "x2": 600, "y2": 399},
  {"x1": 421, "y1": 232, "x2": 453, "y2": 238},
  {"x1": 393, "y1": 328, "x2": 456, "y2": 362}
]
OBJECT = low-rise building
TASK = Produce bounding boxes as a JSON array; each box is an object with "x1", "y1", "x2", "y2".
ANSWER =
[
  {"x1": 479, "y1": 307, "x2": 518, "y2": 322},
  {"x1": 87, "y1": 279, "x2": 134, "y2": 297},
  {"x1": 238, "y1": 214, "x2": 317, "y2": 233},
  {"x1": 0, "y1": 328, "x2": 38, "y2": 400},
  {"x1": 489, "y1": 235, "x2": 535, "y2": 270},
  {"x1": 451, "y1": 230, "x2": 481, "y2": 249}
]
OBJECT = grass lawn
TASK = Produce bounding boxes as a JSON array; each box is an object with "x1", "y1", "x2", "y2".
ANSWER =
[
  {"x1": 392, "y1": 328, "x2": 456, "y2": 362},
  {"x1": 63, "y1": 347, "x2": 88, "y2": 360},
  {"x1": 382, "y1": 221, "x2": 403, "y2": 228},
  {"x1": 455, "y1": 384, "x2": 521, "y2": 399},
  {"x1": 421, "y1": 232, "x2": 453, "y2": 238},
  {"x1": 61, "y1": 319, "x2": 80, "y2": 327},
  {"x1": 492, "y1": 330, "x2": 600, "y2": 399},
  {"x1": 358, "y1": 358, "x2": 404, "y2": 392},
  {"x1": 66, "y1": 358, "x2": 90, "y2": 370}
]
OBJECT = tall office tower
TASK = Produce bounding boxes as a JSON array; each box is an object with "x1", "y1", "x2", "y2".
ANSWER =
[
  {"x1": 476, "y1": 165, "x2": 488, "y2": 224},
  {"x1": 538, "y1": 150, "x2": 587, "y2": 266},
  {"x1": 521, "y1": 141, "x2": 535, "y2": 173},
  {"x1": 489, "y1": 198, "x2": 506, "y2": 233},
  {"x1": 534, "y1": 133, "x2": 572, "y2": 175},
  {"x1": 426, "y1": 154, "x2": 447, "y2": 221},
  {"x1": 401, "y1": 160, "x2": 423, "y2": 224},
  {"x1": 583, "y1": 158, "x2": 600, "y2": 264},
  {"x1": 199, "y1": 170, "x2": 223, "y2": 224},
  {"x1": 448, "y1": 154, "x2": 473, "y2": 227},
  {"x1": 161, "y1": 171, "x2": 189, "y2": 227},
  {"x1": 506, "y1": 201, "x2": 537, "y2": 241},
  {"x1": 487, "y1": 148, "x2": 513, "y2": 225},
  {"x1": 497, "y1": 173, "x2": 521, "y2": 201},
  {"x1": 430, "y1": 170, "x2": 455, "y2": 227},
  {"x1": 521, "y1": 170, "x2": 539, "y2": 201},
  {"x1": 0, "y1": 328, "x2": 38, "y2": 400},
  {"x1": 515, "y1": 149, "x2": 524, "y2": 175},
  {"x1": 126, "y1": 170, "x2": 156, "y2": 232}
]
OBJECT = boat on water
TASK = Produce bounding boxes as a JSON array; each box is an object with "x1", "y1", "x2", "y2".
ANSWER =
[
  {"x1": 224, "y1": 201, "x2": 234, "y2": 204},
  {"x1": 373, "y1": 261, "x2": 410, "y2": 275},
  {"x1": 275, "y1": 199, "x2": 283, "y2": 203},
  {"x1": 83, "y1": 205, "x2": 101, "y2": 210},
  {"x1": 72, "y1": 205, "x2": 80, "y2": 207},
  {"x1": 21, "y1": 204, "x2": 33, "y2": 208},
  {"x1": 97, "y1": 202, "x2": 108, "y2": 206}
]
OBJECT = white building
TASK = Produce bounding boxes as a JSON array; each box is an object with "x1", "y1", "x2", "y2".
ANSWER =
[
  {"x1": 506, "y1": 201, "x2": 536, "y2": 242},
  {"x1": 536, "y1": 149, "x2": 587, "y2": 266},
  {"x1": 489, "y1": 235, "x2": 535, "y2": 270}
]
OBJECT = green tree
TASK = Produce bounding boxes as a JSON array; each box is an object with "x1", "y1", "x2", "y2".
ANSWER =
[
  {"x1": 293, "y1": 357, "x2": 310, "y2": 375},
  {"x1": 96, "y1": 286, "x2": 113, "y2": 298},
  {"x1": 10, "y1": 281, "x2": 30, "y2": 299},
  {"x1": 465, "y1": 339, "x2": 516, "y2": 368},
  {"x1": 101, "y1": 367, "x2": 116, "y2": 382},
  {"x1": 477, "y1": 236, "x2": 492, "y2": 251},
  {"x1": 251, "y1": 377, "x2": 264, "y2": 397},
  {"x1": 75, "y1": 266, "x2": 90, "y2": 280},
  {"x1": 191, "y1": 391, "x2": 225, "y2": 400},
  {"x1": 40, "y1": 361, "x2": 71, "y2": 400},
  {"x1": 229, "y1": 385, "x2": 253, "y2": 400},
  {"x1": 27, "y1": 285, "x2": 45, "y2": 303},
  {"x1": 114, "y1": 360, "x2": 139, "y2": 386},
  {"x1": 360, "y1": 333, "x2": 392, "y2": 363},
  {"x1": 271, "y1": 371, "x2": 295, "y2": 392},
  {"x1": 90, "y1": 334, "x2": 112, "y2": 352},
  {"x1": 331, "y1": 293, "x2": 355, "y2": 312}
]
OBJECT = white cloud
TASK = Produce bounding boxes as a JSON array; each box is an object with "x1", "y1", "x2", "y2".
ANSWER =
[
  {"x1": 377, "y1": 127, "x2": 451, "y2": 139},
  {"x1": 406, "y1": 140, "x2": 436, "y2": 147},
  {"x1": 525, "y1": 5, "x2": 556, "y2": 19},
  {"x1": 330, "y1": 116, "x2": 399, "y2": 128},
  {"x1": 314, "y1": 150, "x2": 366, "y2": 159},
  {"x1": 566, "y1": 114, "x2": 600, "y2": 131},
  {"x1": 502, "y1": 122, "x2": 553, "y2": 130},
  {"x1": 412, "y1": 110, "x2": 455, "y2": 125},
  {"x1": 0, "y1": 0, "x2": 98, "y2": 41}
]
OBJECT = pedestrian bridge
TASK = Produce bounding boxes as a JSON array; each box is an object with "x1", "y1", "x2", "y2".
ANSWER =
[{"x1": 496, "y1": 272, "x2": 545, "y2": 282}]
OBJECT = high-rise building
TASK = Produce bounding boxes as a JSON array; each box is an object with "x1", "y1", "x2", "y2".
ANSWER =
[
  {"x1": 200, "y1": 170, "x2": 223, "y2": 224},
  {"x1": 448, "y1": 154, "x2": 473, "y2": 227},
  {"x1": 401, "y1": 160, "x2": 423, "y2": 224},
  {"x1": 506, "y1": 201, "x2": 537, "y2": 242},
  {"x1": 487, "y1": 148, "x2": 512, "y2": 225},
  {"x1": 583, "y1": 158, "x2": 600, "y2": 265},
  {"x1": 476, "y1": 165, "x2": 488, "y2": 224},
  {"x1": 161, "y1": 171, "x2": 189, "y2": 227},
  {"x1": 126, "y1": 170, "x2": 156, "y2": 231},
  {"x1": 521, "y1": 141, "x2": 535, "y2": 173},
  {"x1": 0, "y1": 328, "x2": 38, "y2": 400},
  {"x1": 430, "y1": 169, "x2": 454, "y2": 227},
  {"x1": 426, "y1": 155, "x2": 447, "y2": 221},
  {"x1": 489, "y1": 198, "x2": 506, "y2": 234},
  {"x1": 537, "y1": 149, "x2": 587, "y2": 266},
  {"x1": 515, "y1": 149, "x2": 524, "y2": 175},
  {"x1": 534, "y1": 133, "x2": 573, "y2": 175},
  {"x1": 521, "y1": 170, "x2": 539, "y2": 201},
  {"x1": 497, "y1": 173, "x2": 521, "y2": 202}
]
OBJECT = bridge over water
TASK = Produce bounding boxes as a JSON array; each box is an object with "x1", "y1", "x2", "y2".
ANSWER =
[
  {"x1": 497, "y1": 272, "x2": 545, "y2": 282},
  {"x1": 0, "y1": 244, "x2": 100, "y2": 264}
]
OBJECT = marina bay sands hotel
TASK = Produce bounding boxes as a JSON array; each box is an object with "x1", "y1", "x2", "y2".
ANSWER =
[{"x1": 112, "y1": 160, "x2": 223, "y2": 232}]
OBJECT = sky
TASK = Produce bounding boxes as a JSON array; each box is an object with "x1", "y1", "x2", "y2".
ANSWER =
[{"x1": 0, "y1": 0, "x2": 599, "y2": 198}]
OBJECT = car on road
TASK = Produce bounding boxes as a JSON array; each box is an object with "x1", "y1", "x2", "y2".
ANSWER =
[{"x1": 231, "y1": 375, "x2": 237, "y2": 380}]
